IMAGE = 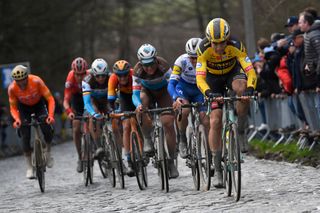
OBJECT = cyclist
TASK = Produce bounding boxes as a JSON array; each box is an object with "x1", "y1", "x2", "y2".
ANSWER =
[
  {"x1": 108, "y1": 60, "x2": 135, "y2": 177},
  {"x1": 63, "y1": 57, "x2": 89, "y2": 173},
  {"x1": 132, "y1": 43, "x2": 179, "y2": 178},
  {"x1": 196, "y1": 18, "x2": 257, "y2": 187},
  {"x1": 82, "y1": 58, "x2": 110, "y2": 159},
  {"x1": 8, "y1": 65, "x2": 55, "y2": 179},
  {"x1": 168, "y1": 38, "x2": 209, "y2": 159}
]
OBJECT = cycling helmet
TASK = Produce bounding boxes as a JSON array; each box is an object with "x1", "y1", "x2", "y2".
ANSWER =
[
  {"x1": 11, "y1": 65, "x2": 28, "y2": 81},
  {"x1": 71, "y1": 57, "x2": 88, "y2": 74},
  {"x1": 137, "y1": 44, "x2": 157, "y2": 64},
  {"x1": 113, "y1": 60, "x2": 131, "y2": 75},
  {"x1": 185, "y1": 38, "x2": 202, "y2": 56},
  {"x1": 91, "y1": 58, "x2": 108, "y2": 76},
  {"x1": 206, "y1": 18, "x2": 230, "y2": 43}
]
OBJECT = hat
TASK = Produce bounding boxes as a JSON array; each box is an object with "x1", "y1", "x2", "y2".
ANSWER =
[
  {"x1": 263, "y1": 46, "x2": 275, "y2": 54},
  {"x1": 284, "y1": 16, "x2": 298, "y2": 27},
  {"x1": 292, "y1": 29, "x2": 303, "y2": 38}
]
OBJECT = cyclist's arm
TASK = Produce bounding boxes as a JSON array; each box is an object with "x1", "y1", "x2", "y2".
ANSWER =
[
  {"x1": 82, "y1": 81, "x2": 96, "y2": 116},
  {"x1": 63, "y1": 73, "x2": 73, "y2": 113},
  {"x1": 236, "y1": 47, "x2": 257, "y2": 89},
  {"x1": 38, "y1": 77, "x2": 55, "y2": 118},
  {"x1": 196, "y1": 52, "x2": 211, "y2": 95},
  {"x1": 7, "y1": 85, "x2": 19, "y2": 121},
  {"x1": 132, "y1": 75, "x2": 142, "y2": 107},
  {"x1": 107, "y1": 74, "x2": 118, "y2": 110},
  {"x1": 168, "y1": 65, "x2": 181, "y2": 100}
]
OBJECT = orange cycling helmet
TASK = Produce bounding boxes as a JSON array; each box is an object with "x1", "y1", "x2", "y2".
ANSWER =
[
  {"x1": 71, "y1": 57, "x2": 88, "y2": 74},
  {"x1": 113, "y1": 60, "x2": 131, "y2": 75},
  {"x1": 206, "y1": 18, "x2": 230, "y2": 43}
]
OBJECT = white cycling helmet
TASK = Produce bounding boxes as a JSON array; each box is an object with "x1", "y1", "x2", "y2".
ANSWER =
[
  {"x1": 185, "y1": 38, "x2": 202, "y2": 57},
  {"x1": 137, "y1": 44, "x2": 157, "y2": 64},
  {"x1": 11, "y1": 65, "x2": 28, "y2": 81},
  {"x1": 91, "y1": 58, "x2": 108, "y2": 76}
]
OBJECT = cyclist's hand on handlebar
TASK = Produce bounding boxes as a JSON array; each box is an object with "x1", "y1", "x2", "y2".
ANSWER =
[
  {"x1": 241, "y1": 87, "x2": 254, "y2": 101},
  {"x1": 13, "y1": 119, "x2": 21, "y2": 129},
  {"x1": 173, "y1": 97, "x2": 183, "y2": 110},
  {"x1": 93, "y1": 113, "x2": 103, "y2": 120},
  {"x1": 46, "y1": 116, "x2": 55, "y2": 124},
  {"x1": 68, "y1": 112, "x2": 75, "y2": 120},
  {"x1": 205, "y1": 90, "x2": 223, "y2": 102}
]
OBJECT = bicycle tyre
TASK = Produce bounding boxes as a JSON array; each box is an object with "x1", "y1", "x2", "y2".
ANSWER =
[
  {"x1": 35, "y1": 139, "x2": 45, "y2": 193},
  {"x1": 112, "y1": 135, "x2": 125, "y2": 189},
  {"x1": 188, "y1": 127, "x2": 200, "y2": 191},
  {"x1": 229, "y1": 123, "x2": 241, "y2": 201},
  {"x1": 105, "y1": 139, "x2": 116, "y2": 188},
  {"x1": 158, "y1": 127, "x2": 169, "y2": 192},
  {"x1": 222, "y1": 128, "x2": 232, "y2": 196},
  {"x1": 98, "y1": 134, "x2": 108, "y2": 178},
  {"x1": 132, "y1": 132, "x2": 146, "y2": 190},
  {"x1": 197, "y1": 125, "x2": 211, "y2": 191}
]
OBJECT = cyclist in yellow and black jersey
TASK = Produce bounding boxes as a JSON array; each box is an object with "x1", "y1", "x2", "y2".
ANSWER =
[{"x1": 196, "y1": 18, "x2": 257, "y2": 188}]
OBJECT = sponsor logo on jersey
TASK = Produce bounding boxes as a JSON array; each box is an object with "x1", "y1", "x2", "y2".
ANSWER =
[
  {"x1": 196, "y1": 63, "x2": 202, "y2": 68},
  {"x1": 245, "y1": 56, "x2": 251, "y2": 63}
]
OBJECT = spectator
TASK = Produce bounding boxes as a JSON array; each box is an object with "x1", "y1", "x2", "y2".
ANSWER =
[
  {"x1": 284, "y1": 16, "x2": 300, "y2": 33},
  {"x1": 298, "y1": 11, "x2": 320, "y2": 91}
]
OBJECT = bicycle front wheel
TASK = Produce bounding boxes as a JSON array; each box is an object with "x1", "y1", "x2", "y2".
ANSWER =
[
  {"x1": 188, "y1": 127, "x2": 200, "y2": 191},
  {"x1": 112, "y1": 136, "x2": 125, "y2": 189},
  {"x1": 197, "y1": 125, "x2": 211, "y2": 191},
  {"x1": 229, "y1": 123, "x2": 241, "y2": 201},
  {"x1": 157, "y1": 128, "x2": 169, "y2": 192},
  {"x1": 131, "y1": 132, "x2": 147, "y2": 190},
  {"x1": 35, "y1": 139, "x2": 45, "y2": 193},
  {"x1": 82, "y1": 134, "x2": 93, "y2": 186},
  {"x1": 222, "y1": 128, "x2": 232, "y2": 196}
]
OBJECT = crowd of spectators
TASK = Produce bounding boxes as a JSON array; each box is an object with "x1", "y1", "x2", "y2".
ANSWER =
[{"x1": 252, "y1": 7, "x2": 320, "y2": 131}]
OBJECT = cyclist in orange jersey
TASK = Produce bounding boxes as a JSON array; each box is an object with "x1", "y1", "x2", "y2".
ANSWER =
[
  {"x1": 108, "y1": 60, "x2": 135, "y2": 177},
  {"x1": 8, "y1": 65, "x2": 55, "y2": 179},
  {"x1": 63, "y1": 57, "x2": 89, "y2": 173}
]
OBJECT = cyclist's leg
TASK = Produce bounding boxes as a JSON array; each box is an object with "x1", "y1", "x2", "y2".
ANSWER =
[
  {"x1": 157, "y1": 87, "x2": 179, "y2": 178},
  {"x1": 17, "y1": 103, "x2": 33, "y2": 178},
  {"x1": 139, "y1": 87, "x2": 154, "y2": 154},
  {"x1": 71, "y1": 93, "x2": 84, "y2": 167},
  {"x1": 120, "y1": 93, "x2": 135, "y2": 176},
  {"x1": 229, "y1": 67, "x2": 249, "y2": 153},
  {"x1": 206, "y1": 73, "x2": 226, "y2": 187},
  {"x1": 175, "y1": 82, "x2": 191, "y2": 158}
]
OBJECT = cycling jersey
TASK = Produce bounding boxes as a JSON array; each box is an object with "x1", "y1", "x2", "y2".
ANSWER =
[
  {"x1": 64, "y1": 70, "x2": 89, "y2": 104},
  {"x1": 82, "y1": 74, "x2": 109, "y2": 116},
  {"x1": 108, "y1": 69, "x2": 133, "y2": 103},
  {"x1": 132, "y1": 56, "x2": 172, "y2": 107},
  {"x1": 8, "y1": 74, "x2": 55, "y2": 121},
  {"x1": 196, "y1": 38, "x2": 257, "y2": 95},
  {"x1": 168, "y1": 53, "x2": 199, "y2": 100}
]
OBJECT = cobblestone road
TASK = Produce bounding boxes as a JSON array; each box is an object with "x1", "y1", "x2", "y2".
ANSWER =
[{"x1": 0, "y1": 141, "x2": 319, "y2": 212}]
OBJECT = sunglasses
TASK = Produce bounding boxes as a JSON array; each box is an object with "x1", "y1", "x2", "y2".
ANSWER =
[
  {"x1": 116, "y1": 72, "x2": 129, "y2": 77},
  {"x1": 75, "y1": 72, "x2": 86, "y2": 76},
  {"x1": 211, "y1": 40, "x2": 227, "y2": 45},
  {"x1": 95, "y1": 74, "x2": 107, "y2": 78},
  {"x1": 142, "y1": 61, "x2": 155, "y2": 67}
]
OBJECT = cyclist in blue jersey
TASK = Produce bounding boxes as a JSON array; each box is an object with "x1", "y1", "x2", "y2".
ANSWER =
[
  {"x1": 132, "y1": 43, "x2": 179, "y2": 178},
  {"x1": 82, "y1": 58, "x2": 110, "y2": 158},
  {"x1": 168, "y1": 38, "x2": 209, "y2": 159}
]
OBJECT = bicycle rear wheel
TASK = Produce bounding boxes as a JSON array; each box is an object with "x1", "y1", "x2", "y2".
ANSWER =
[
  {"x1": 35, "y1": 139, "x2": 45, "y2": 193},
  {"x1": 131, "y1": 132, "x2": 147, "y2": 190},
  {"x1": 188, "y1": 127, "x2": 200, "y2": 190},
  {"x1": 229, "y1": 123, "x2": 241, "y2": 201},
  {"x1": 197, "y1": 125, "x2": 211, "y2": 191}
]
